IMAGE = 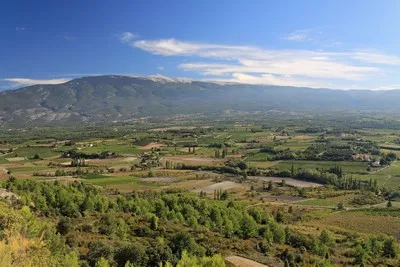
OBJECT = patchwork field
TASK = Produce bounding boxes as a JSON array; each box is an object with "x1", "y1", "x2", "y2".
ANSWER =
[
  {"x1": 191, "y1": 181, "x2": 245, "y2": 193},
  {"x1": 1, "y1": 118, "x2": 400, "y2": 266},
  {"x1": 250, "y1": 176, "x2": 324, "y2": 188}
]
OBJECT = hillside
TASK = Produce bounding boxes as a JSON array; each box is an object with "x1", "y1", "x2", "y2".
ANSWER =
[{"x1": 1, "y1": 75, "x2": 400, "y2": 127}]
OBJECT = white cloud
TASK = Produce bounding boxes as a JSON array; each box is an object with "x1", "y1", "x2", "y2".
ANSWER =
[
  {"x1": 283, "y1": 29, "x2": 313, "y2": 42},
  {"x1": 180, "y1": 59, "x2": 377, "y2": 80},
  {"x1": 119, "y1": 32, "x2": 136, "y2": 42},
  {"x1": 128, "y1": 38, "x2": 400, "y2": 88},
  {"x1": 157, "y1": 66, "x2": 165, "y2": 70},
  {"x1": 4, "y1": 78, "x2": 71, "y2": 86},
  {"x1": 214, "y1": 73, "x2": 324, "y2": 87},
  {"x1": 376, "y1": 85, "x2": 400, "y2": 90},
  {"x1": 351, "y1": 51, "x2": 400, "y2": 65},
  {"x1": 16, "y1": 27, "x2": 26, "y2": 31},
  {"x1": 133, "y1": 39, "x2": 381, "y2": 80}
]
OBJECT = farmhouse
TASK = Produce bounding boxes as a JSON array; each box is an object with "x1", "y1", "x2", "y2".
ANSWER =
[{"x1": 370, "y1": 161, "x2": 381, "y2": 167}]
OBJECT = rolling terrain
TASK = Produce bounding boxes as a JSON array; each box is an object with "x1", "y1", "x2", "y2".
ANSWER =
[{"x1": 2, "y1": 75, "x2": 400, "y2": 127}]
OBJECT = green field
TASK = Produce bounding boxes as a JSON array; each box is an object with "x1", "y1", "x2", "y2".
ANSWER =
[
  {"x1": 1, "y1": 115, "x2": 400, "y2": 266},
  {"x1": 276, "y1": 160, "x2": 369, "y2": 173},
  {"x1": 353, "y1": 161, "x2": 400, "y2": 186},
  {"x1": 6, "y1": 146, "x2": 60, "y2": 159},
  {"x1": 79, "y1": 142, "x2": 141, "y2": 154}
]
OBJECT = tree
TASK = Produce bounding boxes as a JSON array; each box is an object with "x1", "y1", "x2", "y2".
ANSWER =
[
  {"x1": 98, "y1": 214, "x2": 117, "y2": 236},
  {"x1": 275, "y1": 209, "x2": 285, "y2": 223},
  {"x1": 380, "y1": 157, "x2": 390, "y2": 166},
  {"x1": 220, "y1": 190, "x2": 228, "y2": 200},
  {"x1": 383, "y1": 237, "x2": 398, "y2": 258},
  {"x1": 150, "y1": 215, "x2": 159, "y2": 230},
  {"x1": 175, "y1": 251, "x2": 225, "y2": 267},
  {"x1": 291, "y1": 164, "x2": 295, "y2": 177},
  {"x1": 239, "y1": 214, "x2": 258, "y2": 239},
  {"x1": 267, "y1": 181, "x2": 273, "y2": 191},
  {"x1": 114, "y1": 243, "x2": 148, "y2": 267},
  {"x1": 146, "y1": 241, "x2": 173, "y2": 266},
  {"x1": 56, "y1": 217, "x2": 75, "y2": 235},
  {"x1": 148, "y1": 169, "x2": 155, "y2": 177},
  {"x1": 288, "y1": 206, "x2": 293, "y2": 213},
  {"x1": 87, "y1": 241, "x2": 114, "y2": 266},
  {"x1": 319, "y1": 229, "x2": 332, "y2": 246},
  {"x1": 354, "y1": 244, "x2": 368, "y2": 266},
  {"x1": 63, "y1": 251, "x2": 80, "y2": 267},
  {"x1": 116, "y1": 218, "x2": 129, "y2": 240},
  {"x1": 387, "y1": 199, "x2": 393, "y2": 208},
  {"x1": 387, "y1": 152, "x2": 397, "y2": 162},
  {"x1": 271, "y1": 223, "x2": 286, "y2": 243},
  {"x1": 170, "y1": 231, "x2": 199, "y2": 256},
  {"x1": 221, "y1": 148, "x2": 227, "y2": 158},
  {"x1": 95, "y1": 257, "x2": 110, "y2": 267}
]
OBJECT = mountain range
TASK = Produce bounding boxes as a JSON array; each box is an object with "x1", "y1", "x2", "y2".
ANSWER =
[{"x1": 1, "y1": 75, "x2": 400, "y2": 127}]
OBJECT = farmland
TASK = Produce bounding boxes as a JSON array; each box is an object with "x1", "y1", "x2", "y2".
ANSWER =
[{"x1": 0, "y1": 114, "x2": 400, "y2": 266}]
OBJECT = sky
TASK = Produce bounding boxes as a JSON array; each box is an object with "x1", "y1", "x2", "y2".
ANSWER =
[{"x1": 1, "y1": 0, "x2": 400, "y2": 90}]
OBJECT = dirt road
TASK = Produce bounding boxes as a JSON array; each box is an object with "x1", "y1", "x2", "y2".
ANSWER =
[{"x1": 225, "y1": 256, "x2": 268, "y2": 267}]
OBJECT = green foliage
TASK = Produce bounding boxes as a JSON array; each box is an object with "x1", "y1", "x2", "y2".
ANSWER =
[
  {"x1": 2, "y1": 174, "x2": 398, "y2": 266},
  {"x1": 56, "y1": 216, "x2": 75, "y2": 235},
  {"x1": 175, "y1": 251, "x2": 225, "y2": 267},
  {"x1": 150, "y1": 215, "x2": 159, "y2": 230},
  {"x1": 170, "y1": 231, "x2": 203, "y2": 257},
  {"x1": 95, "y1": 257, "x2": 111, "y2": 267},
  {"x1": 319, "y1": 229, "x2": 333, "y2": 246},
  {"x1": 0, "y1": 202, "x2": 79, "y2": 267},
  {"x1": 353, "y1": 235, "x2": 399, "y2": 265},
  {"x1": 87, "y1": 241, "x2": 115, "y2": 266},
  {"x1": 239, "y1": 214, "x2": 258, "y2": 239},
  {"x1": 114, "y1": 243, "x2": 148, "y2": 267}
]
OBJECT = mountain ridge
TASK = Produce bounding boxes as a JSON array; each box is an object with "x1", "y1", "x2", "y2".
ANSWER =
[{"x1": 1, "y1": 75, "x2": 400, "y2": 127}]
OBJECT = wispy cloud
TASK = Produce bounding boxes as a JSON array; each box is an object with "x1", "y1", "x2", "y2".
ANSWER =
[
  {"x1": 351, "y1": 51, "x2": 400, "y2": 65},
  {"x1": 128, "y1": 38, "x2": 400, "y2": 88},
  {"x1": 157, "y1": 66, "x2": 165, "y2": 71},
  {"x1": 283, "y1": 29, "x2": 315, "y2": 42},
  {"x1": 119, "y1": 32, "x2": 136, "y2": 43},
  {"x1": 15, "y1": 27, "x2": 26, "y2": 31},
  {"x1": 3, "y1": 78, "x2": 71, "y2": 87}
]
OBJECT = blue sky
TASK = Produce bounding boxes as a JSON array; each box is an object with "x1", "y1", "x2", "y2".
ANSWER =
[{"x1": 1, "y1": 0, "x2": 400, "y2": 90}]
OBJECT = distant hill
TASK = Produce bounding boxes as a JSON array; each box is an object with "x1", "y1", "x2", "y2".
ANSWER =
[{"x1": 1, "y1": 75, "x2": 400, "y2": 127}]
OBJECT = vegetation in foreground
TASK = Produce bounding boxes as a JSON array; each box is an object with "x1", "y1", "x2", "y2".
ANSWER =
[{"x1": 0, "y1": 114, "x2": 399, "y2": 266}]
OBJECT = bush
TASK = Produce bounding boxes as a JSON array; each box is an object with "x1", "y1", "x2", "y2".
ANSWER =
[
  {"x1": 56, "y1": 217, "x2": 75, "y2": 235},
  {"x1": 114, "y1": 243, "x2": 148, "y2": 267},
  {"x1": 87, "y1": 241, "x2": 114, "y2": 266}
]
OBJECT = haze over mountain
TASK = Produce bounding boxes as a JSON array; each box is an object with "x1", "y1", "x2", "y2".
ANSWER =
[{"x1": 1, "y1": 75, "x2": 400, "y2": 127}]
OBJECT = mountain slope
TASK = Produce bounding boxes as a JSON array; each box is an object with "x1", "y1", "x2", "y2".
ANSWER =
[{"x1": 0, "y1": 75, "x2": 399, "y2": 127}]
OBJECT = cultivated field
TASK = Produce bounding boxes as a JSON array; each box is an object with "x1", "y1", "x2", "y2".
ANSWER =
[{"x1": 1, "y1": 116, "x2": 400, "y2": 266}]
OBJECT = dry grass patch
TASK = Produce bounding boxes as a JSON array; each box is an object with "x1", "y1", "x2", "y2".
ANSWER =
[
  {"x1": 5, "y1": 157, "x2": 26, "y2": 162},
  {"x1": 191, "y1": 181, "x2": 244, "y2": 193},
  {"x1": 137, "y1": 142, "x2": 166, "y2": 150},
  {"x1": 164, "y1": 155, "x2": 227, "y2": 166},
  {"x1": 313, "y1": 211, "x2": 400, "y2": 235}
]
